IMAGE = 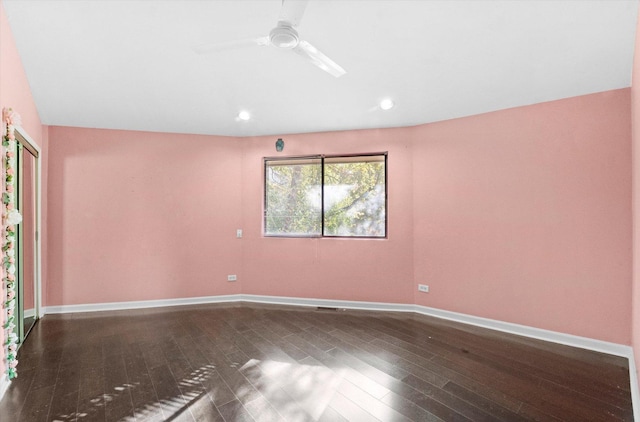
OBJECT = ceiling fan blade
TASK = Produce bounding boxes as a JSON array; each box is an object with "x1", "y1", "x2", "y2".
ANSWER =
[
  {"x1": 194, "y1": 36, "x2": 270, "y2": 54},
  {"x1": 278, "y1": 0, "x2": 309, "y2": 27},
  {"x1": 293, "y1": 40, "x2": 346, "y2": 78}
]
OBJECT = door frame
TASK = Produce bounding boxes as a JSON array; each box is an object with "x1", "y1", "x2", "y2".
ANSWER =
[{"x1": 14, "y1": 127, "x2": 41, "y2": 323}]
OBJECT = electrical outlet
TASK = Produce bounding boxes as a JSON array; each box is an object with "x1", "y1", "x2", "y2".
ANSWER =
[
  {"x1": 418, "y1": 284, "x2": 429, "y2": 293},
  {"x1": 236, "y1": 229, "x2": 243, "y2": 238},
  {"x1": 227, "y1": 275, "x2": 237, "y2": 282}
]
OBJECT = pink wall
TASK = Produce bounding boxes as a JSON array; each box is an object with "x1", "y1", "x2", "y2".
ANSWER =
[
  {"x1": 46, "y1": 127, "x2": 243, "y2": 306},
  {"x1": 0, "y1": 3, "x2": 42, "y2": 144},
  {"x1": 0, "y1": 0, "x2": 47, "y2": 378},
  {"x1": 47, "y1": 126, "x2": 415, "y2": 307},
  {"x1": 240, "y1": 129, "x2": 414, "y2": 304},
  {"x1": 413, "y1": 89, "x2": 632, "y2": 344}
]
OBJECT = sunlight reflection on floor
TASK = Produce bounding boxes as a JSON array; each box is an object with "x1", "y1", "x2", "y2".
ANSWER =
[
  {"x1": 49, "y1": 358, "x2": 361, "y2": 421},
  {"x1": 241, "y1": 358, "x2": 345, "y2": 420}
]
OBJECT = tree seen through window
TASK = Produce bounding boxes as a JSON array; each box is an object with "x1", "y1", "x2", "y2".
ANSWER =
[{"x1": 265, "y1": 154, "x2": 386, "y2": 238}]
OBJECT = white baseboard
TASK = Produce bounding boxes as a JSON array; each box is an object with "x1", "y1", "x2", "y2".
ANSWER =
[
  {"x1": 24, "y1": 308, "x2": 35, "y2": 319},
  {"x1": 44, "y1": 293, "x2": 630, "y2": 357},
  {"x1": 240, "y1": 294, "x2": 416, "y2": 313},
  {"x1": 43, "y1": 294, "x2": 244, "y2": 314},
  {"x1": 42, "y1": 294, "x2": 414, "y2": 315},
  {"x1": 41, "y1": 293, "x2": 638, "y2": 420},
  {"x1": 413, "y1": 304, "x2": 633, "y2": 358}
]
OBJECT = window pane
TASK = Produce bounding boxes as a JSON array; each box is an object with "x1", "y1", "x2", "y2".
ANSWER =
[
  {"x1": 323, "y1": 156, "x2": 386, "y2": 237},
  {"x1": 265, "y1": 158, "x2": 322, "y2": 236}
]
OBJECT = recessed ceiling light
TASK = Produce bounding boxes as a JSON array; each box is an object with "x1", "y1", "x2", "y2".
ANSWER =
[
  {"x1": 238, "y1": 110, "x2": 251, "y2": 121},
  {"x1": 379, "y1": 98, "x2": 395, "y2": 110}
]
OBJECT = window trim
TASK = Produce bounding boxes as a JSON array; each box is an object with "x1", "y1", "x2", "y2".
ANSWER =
[{"x1": 263, "y1": 152, "x2": 388, "y2": 239}]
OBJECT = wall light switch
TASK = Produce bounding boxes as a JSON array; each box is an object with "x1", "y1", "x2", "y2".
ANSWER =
[{"x1": 236, "y1": 229, "x2": 243, "y2": 238}]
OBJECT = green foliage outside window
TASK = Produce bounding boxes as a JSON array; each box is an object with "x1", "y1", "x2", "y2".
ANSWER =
[{"x1": 265, "y1": 154, "x2": 386, "y2": 238}]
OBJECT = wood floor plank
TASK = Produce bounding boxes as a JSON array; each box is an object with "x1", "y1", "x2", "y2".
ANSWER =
[
  {"x1": 148, "y1": 363, "x2": 188, "y2": 419},
  {"x1": 325, "y1": 390, "x2": 380, "y2": 422},
  {"x1": 104, "y1": 353, "x2": 136, "y2": 422},
  {"x1": 430, "y1": 353, "x2": 618, "y2": 421},
  {"x1": 250, "y1": 322, "x2": 311, "y2": 361},
  {"x1": 243, "y1": 394, "x2": 286, "y2": 422},
  {"x1": 240, "y1": 328, "x2": 299, "y2": 364},
  {"x1": 200, "y1": 368, "x2": 237, "y2": 407},
  {"x1": 381, "y1": 313, "x2": 632, "y2": 407},
  {"x1": 359, "y1": 339, "x2": 452, "y2": 389},
  {"x1": 333, "y1": 378, "x2": 412, "y2": 422},
  {"x1": 406, "y1": 313, "x2": 631, "y2": 393},
  {"x1": 182, "y1": 393, "x2": 225, "y2": 422},
  {"x1": 77, "y1": 365, "x2": 107, "y2": 422},
  {"x1": 402, "y1": 374, "x2": 504, "y2": 422},
  {"x1": 28, "y1": 367, "x2": 59, "y2": 392},
  {"x1": 285, "y1": 333, "x2": 392, "y2": 399},
  {"x1": 46, "y1": 388, "x2": 79, "y2": 422},
  {"x1": 360, "y1": 337, "x2": 525, "y2": 412},
  {"x1": 317, "y1": 404, "x2": 350, "y2": 422},
  {"x1": 379, "y1": 390, "x2": 444, "y2": 422},
  {"x1": 0, "y1": 303, "x2": 632, "y2": 422},
  {"x1": 19, "y1": 384, "x2": 55, "y2": 422},
  {"x1": 380, "y1": 386, "x2": 474, "y2": 422},
  {"x1": 324, "y1": 346, "x2": 460, "y2": 421},
  {"x1": 442, "y1": 381, "x2": 531, "y2": 422},
  {"x1": 217, "y1": 399, "x2": 255, "y2": 422},
  {"x1": 240, "y1": 357, "x2": 329, "y2": 421},
  {"x1": 0, "y1": 367, "x2": 35, "y2": 418},
  {"x1": 309, "y1": 327, "x2": 411, "y2": 380}
]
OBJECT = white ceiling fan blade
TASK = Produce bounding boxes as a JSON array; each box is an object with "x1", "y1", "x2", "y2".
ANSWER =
[
  {"x1": 278, "y1": 0, "x2": 309, "y2": 27},
  {"x1": 293, "y1": 40, "x2": 346, "y2": 78},
  {"x1": 194, "y1": 36, "x2": 270, "y2": 54}
]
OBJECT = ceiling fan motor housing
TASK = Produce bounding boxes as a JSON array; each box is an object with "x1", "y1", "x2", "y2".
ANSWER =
[{"x1": 269, "y1": 24, "x2": 299, "y2": 49}]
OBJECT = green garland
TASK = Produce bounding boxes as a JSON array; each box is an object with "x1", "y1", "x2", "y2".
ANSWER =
[{"x1": 2, "y1": 108, "x2": 20, "y2": 380}]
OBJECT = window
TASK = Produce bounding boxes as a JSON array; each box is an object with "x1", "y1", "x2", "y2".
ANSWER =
[{"x1": 264, "y1": 154, "x2": 387, "y2": 238}]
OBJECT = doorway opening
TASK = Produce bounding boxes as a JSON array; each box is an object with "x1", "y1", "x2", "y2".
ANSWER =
[{"x1": 14, "y1": 129, "x2": 41, "y2": 346}]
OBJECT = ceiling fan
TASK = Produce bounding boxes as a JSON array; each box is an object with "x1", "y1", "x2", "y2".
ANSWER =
[{"x1": 194, "y1": 0, "x2": 346, "y2": 78}]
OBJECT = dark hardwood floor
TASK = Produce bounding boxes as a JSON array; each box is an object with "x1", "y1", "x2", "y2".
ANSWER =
[{"x1": 0, "y1": 302, "x2": 633, "y2": 421}]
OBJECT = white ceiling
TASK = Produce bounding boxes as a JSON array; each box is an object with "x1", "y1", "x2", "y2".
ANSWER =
[{"x1": 3, "y1": 0, "x2": 639, "y2": 137}]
